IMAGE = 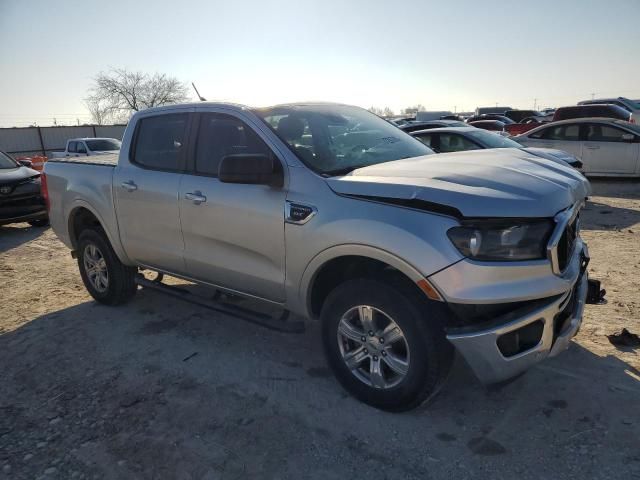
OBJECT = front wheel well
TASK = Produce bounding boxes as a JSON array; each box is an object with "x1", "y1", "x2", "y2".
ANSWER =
[
  {"x1": 69, "y1": 207, "x2": 103, "y2": 248},
  {"x1": 308, "y1": 256, "x2": 426, "y2": 319}
]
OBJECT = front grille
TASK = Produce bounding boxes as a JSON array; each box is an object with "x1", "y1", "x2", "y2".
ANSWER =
[{"x1": 557, "y1": 216, "x2": 578, "y2": 272}]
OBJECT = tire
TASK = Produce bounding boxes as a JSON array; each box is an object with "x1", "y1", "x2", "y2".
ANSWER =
[
  {"x1": 28, "y1": 218, "x2": 49, "y2": 227},
  {"x1": 321, "y1": 278, "x2": 453, "y2": 412},
  {"x1": 77, "y1": 228, "x2": 137, "y2": 305}
]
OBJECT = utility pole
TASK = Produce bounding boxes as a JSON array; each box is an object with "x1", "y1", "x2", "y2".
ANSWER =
[
  {"x1": 53, "y1": 118, "x2": 57, "y2": 126},
  {"x1": 533, "y1": 98, "x2": 538, "y2": 110}
]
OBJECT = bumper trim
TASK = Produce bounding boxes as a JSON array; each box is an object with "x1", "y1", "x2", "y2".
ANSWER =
[
  {"x1": 0, "y1": 210, "x2": 48, "y2": 227},
  {"x1": 446, "y1": 265, "x2": 588, "y2": 384}
]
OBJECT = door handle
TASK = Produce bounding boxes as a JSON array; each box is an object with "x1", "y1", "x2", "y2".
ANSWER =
[
  {"x1": 585, "y1": 145, "x2": 600, "y2": 150},
  {"x1": 185, "y1": 191, "x2": 207, "y2": 205},
  {"x1": 121, "y1": 180, "x2": 138, "y2": 192}
]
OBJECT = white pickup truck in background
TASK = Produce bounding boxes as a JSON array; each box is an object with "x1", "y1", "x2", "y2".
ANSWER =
[{"x1": 49, "y1": 138, "x2": 121, "y2": 159}]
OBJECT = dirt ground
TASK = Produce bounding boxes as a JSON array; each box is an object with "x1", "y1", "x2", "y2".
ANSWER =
[{"x1": 1, "y1": 180, "x2": 639, "y2": 480}]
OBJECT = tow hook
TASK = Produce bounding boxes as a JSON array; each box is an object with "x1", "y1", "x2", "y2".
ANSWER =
[{"x1": 586, "y1": 278, "x2": 606, "y2": 305}]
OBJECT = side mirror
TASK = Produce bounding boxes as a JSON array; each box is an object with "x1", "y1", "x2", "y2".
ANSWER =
[
  {"x1": 18, "y1": 159, "x2": 33, "y2": 168},
  {"x1": 621, "y1": 133, "x2": 636, "y2": 142},
  {"x1": 218, "y1": 154, "x2": 283, "y2": 187}
]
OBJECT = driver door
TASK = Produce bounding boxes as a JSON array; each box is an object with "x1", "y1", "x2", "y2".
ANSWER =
[{"x1": 179, "y1": 111, "x2": 287, "y2": 302}]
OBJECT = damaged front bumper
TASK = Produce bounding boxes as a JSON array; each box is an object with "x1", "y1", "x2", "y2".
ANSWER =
[{"x1": 445, "y1": 246, "x2": 589, "y2": 384}]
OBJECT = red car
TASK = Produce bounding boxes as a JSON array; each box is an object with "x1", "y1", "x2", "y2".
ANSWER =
[{"x1": 468, "y1": 120, "x2": 505, "y2": 132}]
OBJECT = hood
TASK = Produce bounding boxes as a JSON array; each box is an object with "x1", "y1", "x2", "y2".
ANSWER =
[
  {"x1": 326, "y1": 148, "x2": 591, "y2": 218},
  {"x1": 521, "y1": 147, "x2": 580, "y2": 166},
  {"x1": 0, "y1": 166, "x2": 40, "y2": 183}
]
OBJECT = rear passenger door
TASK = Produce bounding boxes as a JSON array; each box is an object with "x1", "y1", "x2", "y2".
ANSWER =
[
  {"x1": 113, "y1": 111, "x2": 191, "y2": 274},
  {"x1": 66, "y1": 141, "x2": 78, "y2": 157},
  {"x1": 526, "y1": 123, "x2": 584, "y2": 158},
  {"x1": 179, "y1": 111, "x2": 287, "y2": 302},
  {"x1": 582, "y1": 123, "x2": 639, "y2": 174}
]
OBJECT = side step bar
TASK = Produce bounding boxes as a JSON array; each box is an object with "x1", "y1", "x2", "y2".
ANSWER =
[{"x1": 134, "y1": 274, "x2": 306, "y2": 334}]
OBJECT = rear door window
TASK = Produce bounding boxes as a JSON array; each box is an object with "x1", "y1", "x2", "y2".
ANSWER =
[
  {"x1": 414, "y1": 133, "x2": 437, "y2": 150},
  {"x1": 586, "y1": 124, "x2": 632, "y2": 143},
  {"x1": 438, "y1": 133, "x2": 481, "y2": 152},
  {"x1": 193, "y1": 113, "x2": 274, "y2": 176},
  {"x1": 132, "y1": 113, "x2": 188, "y2": 171}
]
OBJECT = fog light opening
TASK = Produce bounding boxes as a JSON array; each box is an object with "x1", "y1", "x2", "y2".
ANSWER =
[{"x1": 497, "y1": 320, "x2": 544, "y2": 357}]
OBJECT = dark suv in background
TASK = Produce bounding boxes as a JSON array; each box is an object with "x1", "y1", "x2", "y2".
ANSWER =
[
  {"x1": 0, "y1": 151, "x2": 48, "y2": 227},
  {"x1": 553, "y1": 104, "x2": 633, "y2": 122}
]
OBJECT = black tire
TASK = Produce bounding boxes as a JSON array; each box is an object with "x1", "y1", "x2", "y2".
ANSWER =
[
  {"x1": 77, "y1": 228, "x2": 137, "y2": 305},
  {"x1": 28, "y1": 218, "x2": 49, "y2": 227},
  {"x1": 321, "y1": 278, "x2": 453, "y2": 412}
]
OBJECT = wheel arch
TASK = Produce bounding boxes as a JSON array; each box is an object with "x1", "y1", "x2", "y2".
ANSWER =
[
  {"x1": 300, "y1": 245, "x2": 441, "y2": 320},
  {"x1": 66, "y1": 201, "x2": 131, "y2": 265}
]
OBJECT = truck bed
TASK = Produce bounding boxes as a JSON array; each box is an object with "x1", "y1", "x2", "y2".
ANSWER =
[
  {"x1": 44, "y1": 155, "x2": 121, "y2": 255},
  {"x1": 47, "y1": 154, "x2": 118, "y2": 167}
]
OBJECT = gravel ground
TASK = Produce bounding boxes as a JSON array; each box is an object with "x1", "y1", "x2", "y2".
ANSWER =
[{"x1": 0, "y1": 180, "x2": 639, "y2": 480}]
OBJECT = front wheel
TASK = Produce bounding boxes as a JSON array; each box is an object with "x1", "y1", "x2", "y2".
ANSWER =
[
  {"x1": 321, "y1": 279, "x2": 453, "y2": 411},
  {"x1": 77, "y1": 228, "x2": 137, "y2": 305}
]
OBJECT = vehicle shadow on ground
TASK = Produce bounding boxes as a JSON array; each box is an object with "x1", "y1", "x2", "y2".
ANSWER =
[
  {"x1": 589, "y1": 179, "x2": 640, "y2": 200},
  {"x1": 1, "y1": 289, "x2": 639, "y2": 478},
  {"x1": 580, "y1": 199, "x2": 640, "y2": 231},
  {"x1": 0, "y1": 223, "x2": 47, "y2": 253}
]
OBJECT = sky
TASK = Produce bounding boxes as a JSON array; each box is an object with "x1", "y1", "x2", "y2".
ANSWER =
[{"x1": 1, "y1": 0, "x2": 639, "y2": 126}]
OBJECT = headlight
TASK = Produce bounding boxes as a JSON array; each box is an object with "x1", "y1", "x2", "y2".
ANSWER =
[{"x1": 447, "y1": 219, "x2": 554, "y2": 261}]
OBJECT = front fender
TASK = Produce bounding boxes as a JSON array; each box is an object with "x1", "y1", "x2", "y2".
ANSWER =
[{"x1": 296, "y1": 244, "x2": 442, "y2": 319}]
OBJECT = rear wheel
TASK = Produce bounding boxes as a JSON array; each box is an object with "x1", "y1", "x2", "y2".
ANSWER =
[
  {"x1": 77, "y1": 228, "x2": 137, "y2": 305},
  {"x1": 321, "y1": 279, "x2": 453, "y2": 411}
]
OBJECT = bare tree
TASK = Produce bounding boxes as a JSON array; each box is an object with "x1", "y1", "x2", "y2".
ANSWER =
[
  {"x1": 85, "y1": 68, "x2": 189, "y2": 124},
  {"x1": 382, "y1": 107, "x2": 395, "y2": 117},
  {"x1": 368, "y1": 106, "x2": 384, "y2": 116}
]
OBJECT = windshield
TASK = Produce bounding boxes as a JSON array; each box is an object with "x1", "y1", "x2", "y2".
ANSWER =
[
  {"x1": 253, "y1": 105, "x2": 434, "y2": 175},
  {"x1": 85, "y1": 139, "x2": 121, "y2": 151},
  {"x1": 0, "y1": 151, "x2": 18, "y2": 169},
  {"x1": 468, "y1": 130, "x2": 522, "y2": 148}
]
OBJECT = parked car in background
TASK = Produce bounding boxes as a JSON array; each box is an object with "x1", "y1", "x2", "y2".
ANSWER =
[
  {"x1": 0, "y1": 150, "x2": 48, "y2": 227},
  {"x1": 468, "y1": 119, "x2": 507, "y2": 134},
  {"x1": 410, "y1": 126, "x2": 582, "y2": 169},
  {"x1": 505, "y1": 116, "x2": 549, "y2": 136},
  {"x1": 553, "y1": 104, "x2": 633, "y2": 123},
  {"x1": 466, "y1": 114, "x2": 515, "y2": 124},
  {"x1": 399, "y1": 120, "x2": 468, "y2": 133},
  {"x1": 415, "y1": 111, "x2": 454, "y2": 121},
  {"x1": 515, "y1": 118, "x2": 640, "y2": 176},
  {"x1": 44, "y1": 101, "x2": 591, "y2": 411},
  {"x1": 578, "y1": 97, "x2": 640, "y2": 123},
  {"x1": 504, "y1": 110, "x2": 544, "y2": 123},
  {"x1": 475, "y1": 106, "x2": 512, "y2": 115},
  {"x1": 50, "y1": 138, "x2": 122, "y2": 159}
]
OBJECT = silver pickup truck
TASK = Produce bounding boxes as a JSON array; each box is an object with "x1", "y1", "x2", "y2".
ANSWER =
[{"x1": 44, "y1": 102, "x2": 591, "y2": 411}]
